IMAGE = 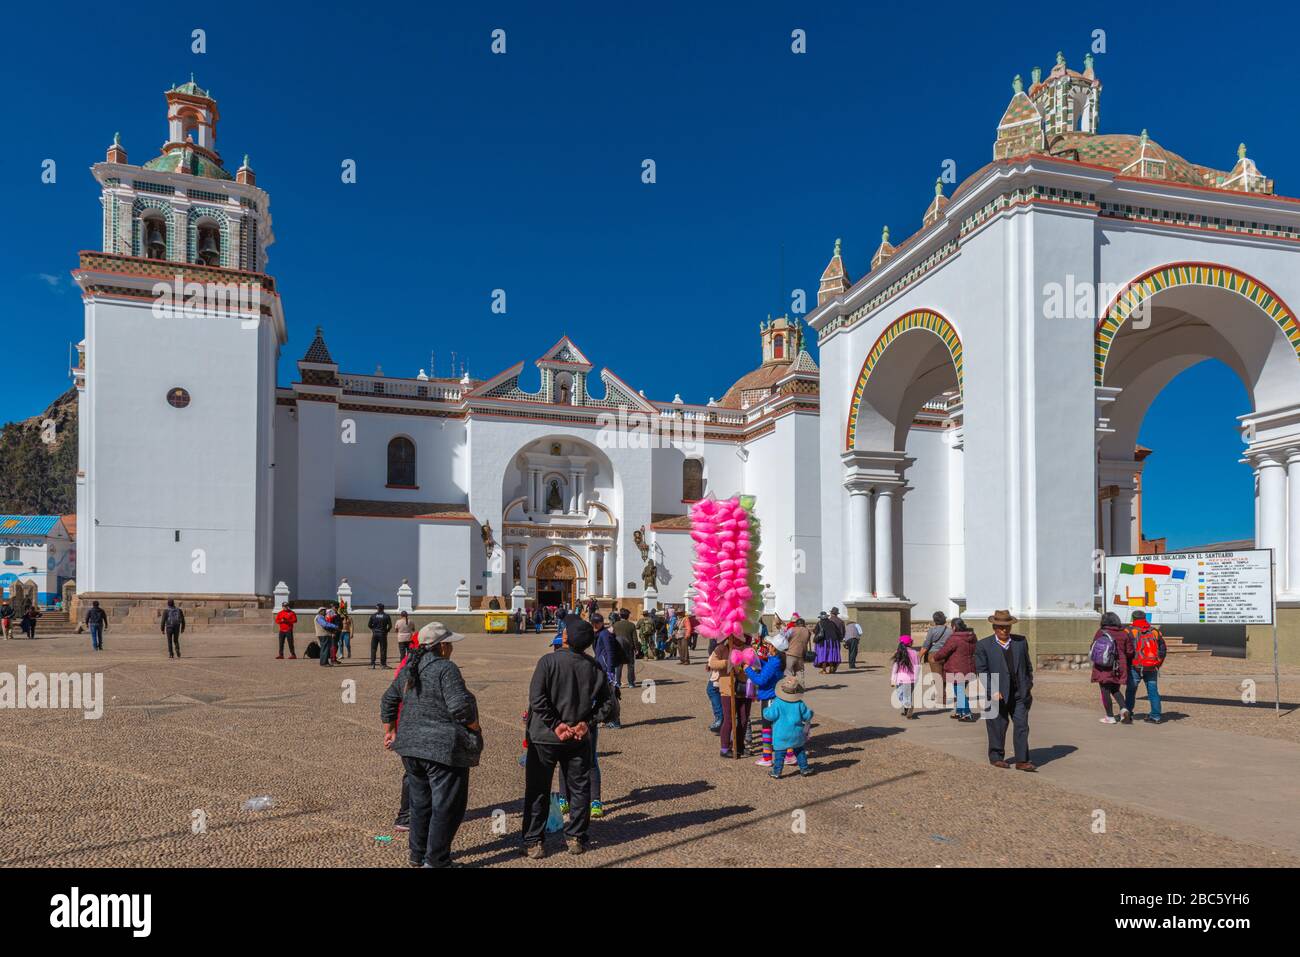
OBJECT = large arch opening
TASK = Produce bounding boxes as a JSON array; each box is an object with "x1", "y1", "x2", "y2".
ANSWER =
[
  {"x1": 1097, "y1": 265, "x2": 1300, "y2": 619},
  {"x1": 500, "y1": 435, "x2": 621, "y2": 605},
  {"x1": 842, "y1": 310, "x2": 964, "y2": 617}
]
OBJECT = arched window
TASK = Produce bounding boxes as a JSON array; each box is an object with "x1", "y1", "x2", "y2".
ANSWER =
[
  {"x1": 682, "y1": 458, "x2": 704, "y2": 501},
  {"x1": 3, "y1": 546, "x2": 19, "y2": 565},
  {"x1": 196, "y1": 221, "x2": 221, "y2": 266},
  {"x1": 142, "y1": 213, "x2": 167, "y2": 260},
  {"x1": 773, "y1": 334, "x2": 784, "y2": 359},
  {"x1": 387, "y1": 437, "x2": 416, "y2": 487}
]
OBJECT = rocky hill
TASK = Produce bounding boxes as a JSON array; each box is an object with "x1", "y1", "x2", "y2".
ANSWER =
[{"x1": 0, "y1": 387, "x2": 78, "y2": 515}]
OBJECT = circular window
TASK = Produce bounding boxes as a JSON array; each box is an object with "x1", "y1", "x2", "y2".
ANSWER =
[{"x1": 166, "y1": 387, "x2": 191, "y2": 409}]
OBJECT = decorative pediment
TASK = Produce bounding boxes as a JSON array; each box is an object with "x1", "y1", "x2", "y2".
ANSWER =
[{"x1": 536, "y1": 335, "x2": 593, "y2": 369}]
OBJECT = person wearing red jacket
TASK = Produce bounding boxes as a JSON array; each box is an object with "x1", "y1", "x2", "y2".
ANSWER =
[
  {"x1": 1123, "y1": 611, "x2": 1167, "y2": 724},
  {"x1": 932, "y1": 618, "x2": 978, "y2": 721},
  {"x1": 274, "y1": 604, "x2": 298, "y2": 659}
]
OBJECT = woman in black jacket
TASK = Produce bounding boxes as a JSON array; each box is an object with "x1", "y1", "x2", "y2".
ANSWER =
[{"x1": 380, "y1": 623, "x2": 482, "y2": 868}]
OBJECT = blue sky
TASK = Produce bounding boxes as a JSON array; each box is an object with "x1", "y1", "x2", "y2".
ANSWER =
[{"x1": 2, "y1": 0, "x2": 1291, "y2": 546}]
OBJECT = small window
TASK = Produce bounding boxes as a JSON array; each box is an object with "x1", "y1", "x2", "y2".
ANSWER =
[
  {"x1": 682, "y1": 459, "x2": 704, "y2": 501},
  {"x1": 773, "y1": 334, "x2": 784, "y2": 359},
  {"x1": 3, "y1": 546, "x2": 18, "y2": 564},
  {"x1": 166, "y1": 387, "x2": 191, "y2": 409},
  {"x1": 387, "y1": 437, "x2": 416, "y2": 486}
]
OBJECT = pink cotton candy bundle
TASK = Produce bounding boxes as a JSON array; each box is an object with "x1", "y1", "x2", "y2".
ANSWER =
[{"x1": 690, "y1": 495, "x2": 763, "y2": 639}]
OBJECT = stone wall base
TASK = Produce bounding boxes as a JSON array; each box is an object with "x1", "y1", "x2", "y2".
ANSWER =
[
  {"x1": 1246, "y1": 605, "x2": 1300, "y2": 666},
  {"x1": 843, "y1": 601, "x2": 914, "y2": 653}
]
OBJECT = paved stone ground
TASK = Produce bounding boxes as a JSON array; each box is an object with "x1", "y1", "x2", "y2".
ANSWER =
[{"x1": 0, "y1": 630, "x2": 1294, "y2": 867}]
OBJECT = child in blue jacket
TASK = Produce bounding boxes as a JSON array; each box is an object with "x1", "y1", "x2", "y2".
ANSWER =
[
  {"x1": 745, "y1": 634, "x2": 790, "y2": 768},
  {"x1": 762, "y1": 676, "x2": 814, "y2": 778}
]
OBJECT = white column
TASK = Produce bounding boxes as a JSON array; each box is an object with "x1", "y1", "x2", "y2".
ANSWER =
[
  {"x1": 568, "y1": 470, "x2": 579, "y2": 514},
  {"x1": 1111, "y1": 486, "x2": 1135, "y2": 555},
  {"x1": 587, "y1": 544, "x2": 598, "y2": 597},
  {"x1": 893, "y1": 486, "x2": 909, "y2": 601},
  {"x1": 1258, "y1": 453, "x2": 1287, "y2": 594},
  {"x1": 1100, "y1": 490, "x2": 1113, "y2": 556},
  {"x1": 577, "y1": 473, "x2": 586, "y2": 513},
  {"x1": 1287, "y1": 449, "x2": 1300, "y2": 597},
  {"x1": 874, "y1": 486, "x2": 896, "y2": 599},
  {"x1": 603, "y1": 545, "x2": 616, "y2": 598},
  {"x1": 502, "y1": 545, "x2": 514, "y2": 594},
  {"x1": 528, "y1": 469, "x2": 539, "y2": 512},
  {"x1": 846, "y1": 488, "x2": 871, "y2": 600}
]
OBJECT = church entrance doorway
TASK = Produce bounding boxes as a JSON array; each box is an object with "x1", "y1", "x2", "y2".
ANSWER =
[{"x1": 535, "y1": 555, "x2": 577, "y2": 610}]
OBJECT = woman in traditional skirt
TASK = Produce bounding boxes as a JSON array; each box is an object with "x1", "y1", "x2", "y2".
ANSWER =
[{"x1": 813, "y1": 613, "x2": 842, "y2": 674}]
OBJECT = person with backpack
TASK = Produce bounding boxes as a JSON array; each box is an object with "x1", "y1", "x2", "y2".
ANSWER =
[
  {"x1": 369, "y1": 602, "x2": 394, "y2": 670},
  {"x1": 0, "y1": 598, "x2": 13, "y2": 640},
  {"x1": 1090, "y1": 611, "x2": 1130, "y2": 724},
  {"x1": 160, "y1": 599, "x2": 186, "y2": 659},
  {"x1": 932, "y1": 617, "x2": 978, "y2": 720},
  {"x1": 380, "y1": 622, "x2": 481, "y2": 868},
  {"x1": 84, "y1": 600, "x2": 108, "y2": 651},
  {"x1": 1123, "y1": 610, "x2": 1167, "y2": 723},
  {"x1": 274, "y1": 602, "x2": 297, "y2": 659}
]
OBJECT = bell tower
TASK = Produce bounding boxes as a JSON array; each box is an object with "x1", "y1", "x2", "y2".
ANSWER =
[
  {"x1": 75, "y1": 79, "x2": 286, "y2": 603},
  {"x1": 759, "y1": 314, "x2": 804, "y2": 365}
]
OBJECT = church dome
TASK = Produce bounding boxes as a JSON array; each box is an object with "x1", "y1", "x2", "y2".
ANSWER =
[
  {"x1": 1047, "y1": 131, "x2": 1212, "y2": 188},
  {"x1": 143, "y1": 148, "x2": 233, "y2": 180}
]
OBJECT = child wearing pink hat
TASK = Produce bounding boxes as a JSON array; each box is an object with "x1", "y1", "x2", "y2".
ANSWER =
[{"x1": 890, "y1": 635, "x2": 920, "y2": 719}]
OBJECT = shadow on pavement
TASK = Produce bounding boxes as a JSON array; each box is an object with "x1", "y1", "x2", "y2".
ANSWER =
[{"x1": 1026, "y1": 743, "x2": 1078, "y2": 766}]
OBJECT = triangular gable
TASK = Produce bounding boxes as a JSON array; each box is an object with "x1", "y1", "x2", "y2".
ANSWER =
[
  {"x1": 535, "y1": 335, "x2": 593, "y2": 369},
  {"x1": 590, "y1": 368, "x2": 658, "y2": 413},
  {"x1": 466, "y1": 361, "x2": 527, "y2": 399}
]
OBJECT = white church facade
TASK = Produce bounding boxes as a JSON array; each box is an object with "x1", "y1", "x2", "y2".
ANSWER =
[{"x1": 73, "y1": 60, "x2": 1300, "y2": 659}]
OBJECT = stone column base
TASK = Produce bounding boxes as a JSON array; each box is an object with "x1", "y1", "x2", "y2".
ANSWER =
[
  {"x1": 844, "y1": 600, "x2": 914, "y2": 652},
  {"x1": 1247, "y1": 603, "x2": 1300, "y2": 666}
]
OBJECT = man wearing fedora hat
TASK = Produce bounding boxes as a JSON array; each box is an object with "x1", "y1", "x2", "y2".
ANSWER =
[{"x1": 974, "y1": 610, "x2": 1036, "y2": 771}]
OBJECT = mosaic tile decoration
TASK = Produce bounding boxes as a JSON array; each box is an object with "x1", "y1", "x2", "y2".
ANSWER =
[
  {"x1": 844, "y1": 309, "x2": 963, "y2": 450},
  {"x1": 1095, "y1": 263, "x2": 1300, "y2": 385}
]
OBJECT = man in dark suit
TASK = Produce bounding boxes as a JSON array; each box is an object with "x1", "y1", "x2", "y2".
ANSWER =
[{"x1": 974, "y1": 610, "x2": 1035, "y2": 771}]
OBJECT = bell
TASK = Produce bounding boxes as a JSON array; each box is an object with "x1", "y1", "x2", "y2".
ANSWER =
[
  {"x1": 146, "y1": 223, "x2": 164, "y2": 247},
  {"x1": 198, "y1": 231, "x2": 220, "y2": 259}
]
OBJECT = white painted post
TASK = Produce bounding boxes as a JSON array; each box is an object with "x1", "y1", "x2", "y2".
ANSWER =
[
  {"x1": 273, "y1": 581, "x2": 290, "y2": 608},
  {"x1": 336, "y1": 578, "x2": 352, "y2": 610},
  {"x1": 510, "y1": 584, "x2": 526, "y2": 613},
  {"x1": 397, "y1": 578, "x2": 414, "y2": 613},
  {"x1": 761, "y1": 584, "x2": 776, "y2": 615},
  {"x1": 455, "y1": 580, "x2": 471, "y2": 613},
  {"x1": 644, "y1": 587, "x2": 659, "y2": 613},
  {"x1": 684, "y1": 582, "x2": 698, "y2": 615}
]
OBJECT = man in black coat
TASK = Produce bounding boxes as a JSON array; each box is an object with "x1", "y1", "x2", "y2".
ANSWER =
[
  {"x1": 974, "y1": 609, "x2": 1035, "y2": 771},
  {"x1": 369, "y1": 602, "x2": 394, "y2": 669},
  {"x1": 521, "y1": 615, "x2": 613, "y2": 859}
]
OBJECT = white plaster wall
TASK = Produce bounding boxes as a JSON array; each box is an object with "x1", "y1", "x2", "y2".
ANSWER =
[
  {"x1": 649, "y1": 530, "x2": 693, "y2": 603},
  {"x1": 334, "y1": 410, "x2": 467, "y2": 504},
  {"x1": 418, "y1": 522, "x2": 473, "y2": 608},
  {"x1": 902, "y1": 426, "x2": 953, "y2": 619},
  {"x1": 334, "y1": 516, "x2": 420, "y2": 608},
  {"x1": 81, "y1": 298, "x2": 274, "y2": 595}
]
